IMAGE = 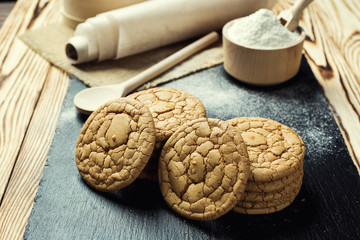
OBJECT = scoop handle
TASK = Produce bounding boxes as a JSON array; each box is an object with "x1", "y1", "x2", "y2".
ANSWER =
[
  {"x1": 290, "y1": 0, "x2": 313, "y2": 22},
  {"x1": 121, "y1": 31, "x2": 219, "y2": 96}
]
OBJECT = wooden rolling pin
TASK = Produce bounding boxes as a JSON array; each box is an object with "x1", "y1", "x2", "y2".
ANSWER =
[{"x1": 66, "y1": 0, "x2": 276, "y2": 64}]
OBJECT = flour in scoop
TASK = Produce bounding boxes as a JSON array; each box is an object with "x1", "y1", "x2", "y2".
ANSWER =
[{"x1": 227, "y1": 9, "x2": 300, "y2": 49}]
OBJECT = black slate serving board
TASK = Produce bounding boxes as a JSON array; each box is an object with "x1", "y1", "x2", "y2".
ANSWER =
[{"x1": 24, "y1": 58, "x2": 360, "y2": 240}]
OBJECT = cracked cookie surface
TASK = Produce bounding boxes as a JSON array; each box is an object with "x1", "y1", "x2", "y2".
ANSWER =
[
  {"x1": 128, "y1": 88, "x2": 206, "y2": 142},
  {"x1": 75, "y1": 98, "x2": 156, "y2": 192},
  {"x1": 226, "y1": 117, "x2": 305, "y2": 182},
  {"x1": 159, "y1": 118, "x2": 250, "y2": 220}
]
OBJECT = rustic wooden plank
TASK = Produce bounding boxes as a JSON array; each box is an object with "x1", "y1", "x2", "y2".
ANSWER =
[
  {"x1": 300, "y1": 0, "x2": 360, "y2": 173},
  {"x1": 0, "y1": 44, "x2": 51, "y2": 201},
  {"x1": 0, "y1": 67, "x2": 69, "y2": 240},
  {"x1": 0, "y1": 0, "x2": 59, "y2": 71},
  {"x1": 0, "y1": 0, "x2": 63, "y2": 199},
  {"x1": 0, "y1": 0, "x2": 70, "y2": 237},
  {"x1": 0, "y1": 0, "x2": 38, "y2": 69},
  {"x1": 275, "y1": 0, "x2": 360, "y2": 173},
  {"x1": 0, "y1": 2, "x2": 15, "y2": 28}
]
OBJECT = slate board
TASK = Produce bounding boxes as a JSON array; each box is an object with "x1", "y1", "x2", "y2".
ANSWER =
[{"x1": 24, "y1": 58, "x2": 360, "y2": 240}]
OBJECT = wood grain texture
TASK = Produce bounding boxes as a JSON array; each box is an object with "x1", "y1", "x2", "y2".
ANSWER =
[
  {"x1": 0, "y1": 0, "x2": 61, "y2": 201},
  {"x1": 0, "y1": 2, "x2": 14, "y2": 28},
  {"x1": 0, "y1": 0, "x2": 70, "y2": 239},
  {"x1": 0, "y1": 68, "x2": 69, "y2": 240},
  {"x1": 275, "y1": 0, "x2": 360, "y2": 173}
]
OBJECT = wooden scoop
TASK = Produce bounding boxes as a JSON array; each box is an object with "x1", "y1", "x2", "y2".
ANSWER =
[
  {"x1": 74, "y1": 32, "x2": 219, "y2": 115},
  {"x1": 278, "y1": 0, "x2": 313, "y2": 31}
]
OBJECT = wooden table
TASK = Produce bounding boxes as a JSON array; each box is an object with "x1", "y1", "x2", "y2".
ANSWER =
[
  {"x1": 0, "y1": 0, "x2": 359, "y2": 239},
  {"x1": 0, "y1": 2, "x2": 14, "y2": 27}
]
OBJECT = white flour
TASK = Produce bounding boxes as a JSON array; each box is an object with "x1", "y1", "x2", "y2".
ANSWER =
[{"x1": 227, "y1": 9, "x2": 300, "y2": 49}]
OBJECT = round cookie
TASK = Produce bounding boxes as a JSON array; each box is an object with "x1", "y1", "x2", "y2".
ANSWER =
[
  {"x1": 75, "y1": 98, "x2": 156, "y2": 192},
  {"x1": 233, "y1": 200, "x2": 293, "y2": 215},
  {"x1": 159, "y1": 118, "x2": 250, "y2": 221},
  {"x1": 226, "y1": 117, "x2": 305, "y2": 182},
  {"x1": 246, "y1": 167, "x2": 303, "y2": 193},
  {"x1": 127, "y1": 88, "x2": 206, "y2": 142}
]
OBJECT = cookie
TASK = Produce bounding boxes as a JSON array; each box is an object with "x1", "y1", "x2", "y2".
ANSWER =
[
  {"x1": 226, "y1": 117, "x2": 305, "y2": 182},
  {"x1": 75, "y1": 98, "x2": 156, "y2": 192},
  {"x1": 127, "y1": 88, "x2": 206, "y2": 142},
  {"x1": 233, "y1": 200, "x2": 293, "y2": 215},
  {"x1": 246, "y1": 167, "x2": 303, "y2": 193},
  {"x1": 236, "y1": 193, "x2": 297, "y2": 209},
  {"x1": 159, "y1": 118, "x2": 250, "y2": 220},
  {"x1": 241, "y1": 177, "x2": 302, "y2": 202},
  {"x1": 236, "y1": 178, "x2": 301, "y2": 210}
]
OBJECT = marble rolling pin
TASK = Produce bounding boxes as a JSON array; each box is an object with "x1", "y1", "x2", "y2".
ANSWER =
[{"x1": 65, "y1": 0, "x2": 276, "y2": 64}]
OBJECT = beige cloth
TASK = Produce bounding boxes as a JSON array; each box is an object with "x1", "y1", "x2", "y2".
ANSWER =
[{"x1": 20, "y1": 23, "x2": 223, "y2": 88}]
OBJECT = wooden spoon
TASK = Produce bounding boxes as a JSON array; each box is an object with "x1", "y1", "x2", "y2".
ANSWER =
[
  {"x1": 74, "y1": 32, "x2": 219, "y2": 115},
  {"x1": 278, "y1": 0, "x2": 313, "y2": 31}
]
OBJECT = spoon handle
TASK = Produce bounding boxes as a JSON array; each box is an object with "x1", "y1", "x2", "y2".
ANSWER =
[{"x1": 120, "y1": 31, "x2": 219, "y2": 96}]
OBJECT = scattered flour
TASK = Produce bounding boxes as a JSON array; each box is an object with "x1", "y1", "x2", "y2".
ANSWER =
[
  {"x1": 227, "y1": 9, "x2": 300, "y2": 49},
  {"x1": 58, "y1": 108, "x2": 76, "y2": 127}
]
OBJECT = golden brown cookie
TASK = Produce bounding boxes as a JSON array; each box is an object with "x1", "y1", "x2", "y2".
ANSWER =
[
  {"x1": 246, "y1": 167, "x2": 303, "y2": 193},
  {"x1": 226, "y1": 117, "x2": 305, "y2": 182},
  {"x1": 233, "y1": 200, "x2": 293, "y2": 215},
  {"x1": 75, "y1": 98, "x2": 156, "y2": 192},
  {"x1": 241, "y1": 178, "x2": 302, "y2": 202},
  {"x1": 235, "y1": 179, "x2": 301, "y2": 210},
  {"x1": 127, "y1": 88, "x2": 206, "y2": 142},
  {"x1": 236, "y1": 193, "x2": 296, "y2": 209},
  {"x1": 159, "y1": 118, "x2": 250, "y2": 220}
]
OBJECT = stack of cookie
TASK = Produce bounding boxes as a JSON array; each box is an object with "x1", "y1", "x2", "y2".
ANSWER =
[
  {"x1": 226, "y1": 117, "x2": 305, "y2": 215},
  {"x1": 74, "y1": 87, "x2": 306, "y2": 220}
]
